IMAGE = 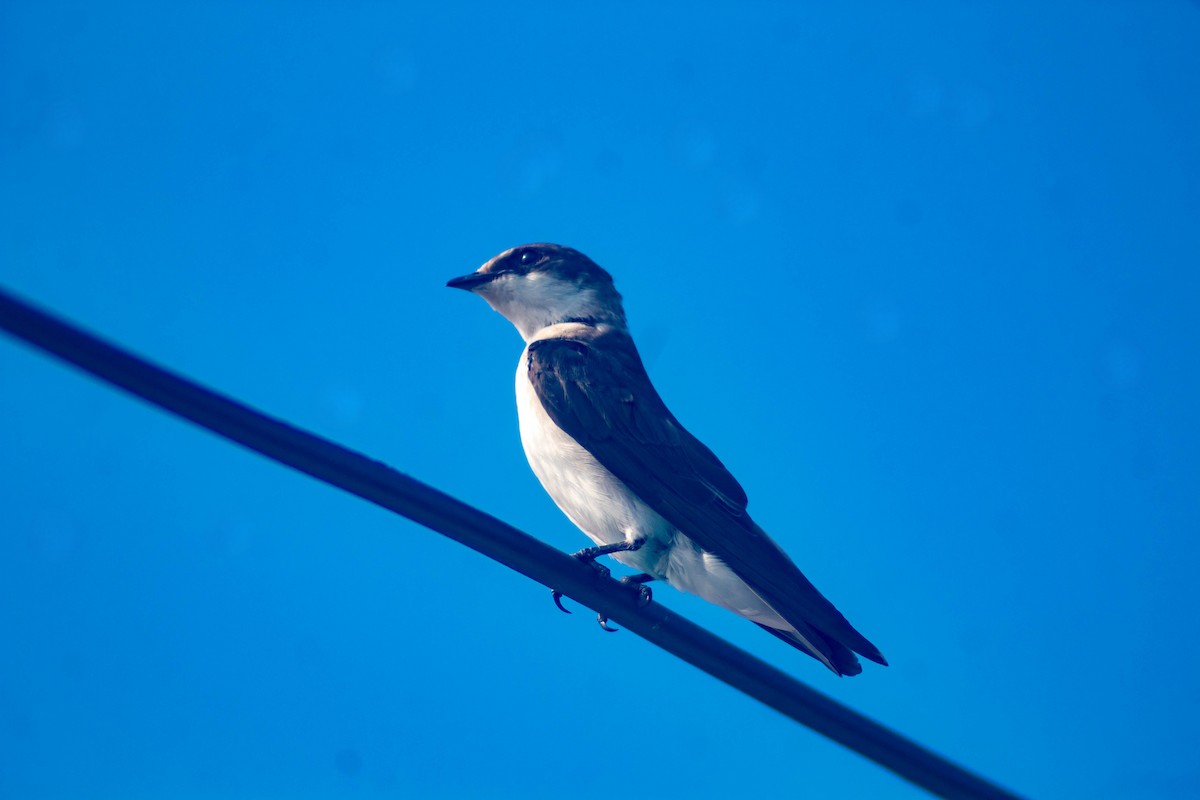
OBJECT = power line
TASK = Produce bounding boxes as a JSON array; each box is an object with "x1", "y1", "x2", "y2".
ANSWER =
[{"x1": 0, "y1": 286, "x2": 1024, "y2": 800}]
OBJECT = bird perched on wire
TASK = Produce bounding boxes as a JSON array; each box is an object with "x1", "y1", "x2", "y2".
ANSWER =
[{"x1": 448, "y1": 244, "x2": 886, "y2": 676}]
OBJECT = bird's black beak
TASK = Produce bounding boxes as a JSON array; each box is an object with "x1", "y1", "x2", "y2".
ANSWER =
[{"x1": 446, "y1": 271, "x2": 497, "y2": 291}]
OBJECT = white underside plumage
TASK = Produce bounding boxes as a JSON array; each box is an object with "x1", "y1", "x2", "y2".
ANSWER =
[{"x1": 515, "y1": 324, "x2": 791, "y2": 630}]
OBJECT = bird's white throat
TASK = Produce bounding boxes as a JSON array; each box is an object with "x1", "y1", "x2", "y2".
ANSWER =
[{"x1": 475, "y1": 271, "x2": 625, "y2": 342}]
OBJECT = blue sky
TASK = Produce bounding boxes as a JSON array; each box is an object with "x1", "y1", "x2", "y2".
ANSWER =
[{"x1": 2, "y1": 3, "x2": 1198, "y2": 798}]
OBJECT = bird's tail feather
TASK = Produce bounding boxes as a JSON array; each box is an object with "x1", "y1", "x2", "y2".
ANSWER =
[
  {"x1": 753, "y1": 622, "x2": 863, "y2": 677},
  {"x1": 744, "y1": 520, "x2": 888, "y2": 670}
]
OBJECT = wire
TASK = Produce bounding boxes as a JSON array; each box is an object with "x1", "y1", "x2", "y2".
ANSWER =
[{"x1": 0, "y1": 286, "x2": 1024, "y2": 800}]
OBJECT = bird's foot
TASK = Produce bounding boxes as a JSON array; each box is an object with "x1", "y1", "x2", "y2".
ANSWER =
[
  {"x1": 594, "y1": 574, "x2": 656, "y2": 632},
  {"x1": 620, "y1": 573, "x2": 655, "y2": 608},
  {"x1": 551, "y1": 542, "x2": 651, "y2": 628},
  {"x1": 550, "y1": 546, "x2": 615, "y2": 615}
]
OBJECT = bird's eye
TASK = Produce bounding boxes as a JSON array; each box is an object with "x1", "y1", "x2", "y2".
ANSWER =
[{"x1": 519, "y1": 250, "x2": 540, "y2": 266}]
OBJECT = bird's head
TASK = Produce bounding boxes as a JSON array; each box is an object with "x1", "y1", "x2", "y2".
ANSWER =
[{"x1": 447, "y1": 243, "x2": 626, "y2": 341}]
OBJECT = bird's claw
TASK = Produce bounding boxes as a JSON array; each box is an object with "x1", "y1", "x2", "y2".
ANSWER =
[
  {"x1": 593, "y1": 575, "x2": 655, "y2": 632},
  {"x1": 620, "y1": 576, "x2": 654, "y2": 608},
  {"x1": 551, "y1": 589, "x2": 571, "y2": 614},
  {"x1": 553, "y1": 550, "x2": 653, "y2": 632},
  {"x1": 549, "y1": 550, "x2": 614, "y2": 614}
]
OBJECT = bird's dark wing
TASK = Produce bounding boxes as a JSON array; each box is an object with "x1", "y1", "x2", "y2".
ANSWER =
[{"x1": 527, "y1": 331, "x2": 885, "y2": 673}]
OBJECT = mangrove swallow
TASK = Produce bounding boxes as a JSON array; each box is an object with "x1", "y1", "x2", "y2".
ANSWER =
[{"x1": 448, "y1": 243, "x2": 886, "y2": 676}]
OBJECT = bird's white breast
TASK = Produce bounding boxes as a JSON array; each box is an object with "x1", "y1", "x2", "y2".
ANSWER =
[{"x1": 514, "y1": 341, "x2": 672, "y2": 573}]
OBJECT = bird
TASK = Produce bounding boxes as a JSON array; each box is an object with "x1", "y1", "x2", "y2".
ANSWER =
[{"x1": 447, "y1": 243, "x2": 886, "y2": 676}]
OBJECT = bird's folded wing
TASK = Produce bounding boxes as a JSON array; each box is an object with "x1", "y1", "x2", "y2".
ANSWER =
[{"x1": 527, "y1": 333, "x2": 885, "y2": 666}]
